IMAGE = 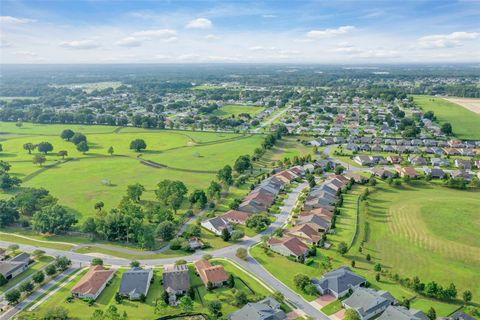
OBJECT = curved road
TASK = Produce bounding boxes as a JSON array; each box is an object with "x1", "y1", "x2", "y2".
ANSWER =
[{"x1": 0, "y1": 182, "x2": 330, "y2": 320}]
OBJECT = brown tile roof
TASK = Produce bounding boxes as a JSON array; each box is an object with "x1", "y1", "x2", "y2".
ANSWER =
[
  {"x1": 71, "y1": 266, "x2": 115, "y2": 296},
  {"x1": 300, "y1": 209, "x2": 333, "y2": 221},
  {"x1": 223, "y1": 210, "x2": 251, "y2": 223},
  {"x1": 329, "y1": 175, "x2": 350, "y2": 183},
  {"x1": 243, "y1": 190, "x2": 275, "y2": 206},
  {"x1": 194, "y1": 260, "x2": 229, "y2": 285},
  {"x1": 268, "y1": 237, "x2": 309, "y2": 257},
  {"x1": 288, "y1": 224, "x2": 321, "y2": 243}
]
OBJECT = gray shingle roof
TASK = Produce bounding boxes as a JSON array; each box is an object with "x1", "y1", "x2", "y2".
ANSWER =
[
  {"x1": 228, "y1": 297, "x2": 287, "y2": 320},
  {"x1": 119, "y1": 267, "x2": 153, "y2": 297},
  {"x1": 343, "y1": 288, "x2": 395, "y2": 318},
  {"x1": 312, "y1": 267, "x2": 366, "y2": 295},
  {"x1": 378, "y1": 306, "x2": 429, "y2": 320},
  {"x1": 162, "y1": 264, "x2": 190, "y2": 293}
]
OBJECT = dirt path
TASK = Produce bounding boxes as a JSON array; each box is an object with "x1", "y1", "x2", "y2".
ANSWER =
[{"x1": 443, "y1": 97, "x2": 480, "y2": 114}]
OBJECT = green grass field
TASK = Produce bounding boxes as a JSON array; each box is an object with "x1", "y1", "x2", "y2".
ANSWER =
[
  {"x1": 211, "y1": 104, "x2": 264, "y2": 118},
  {"x1": 22, "y1": 260, "x2": 272, "y2": 319},
  {"x1": 413, "y1": 95, "x2": 480, "y2": 140},
  {"x1": 251, "y1": 183, "x2": 468, "y2": 315},
  {"x1": 0, "y1": 122, "x2": 263, "y2": 222},
  {"x1": 359, "y1": 182, "x2": 480, "y2": 302}
]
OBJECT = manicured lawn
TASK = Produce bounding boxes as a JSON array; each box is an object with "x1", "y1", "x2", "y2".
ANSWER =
[
  {"x1": 255, "y1": 136, "x2": 313, "y2": 170},
  {"x1": 22, "y1": 259, "x2": 272, "y2": 319},
  {"x1": 0, "y1": 255, "x2": 54, "y2": 293},
  {"x1": 211, "y1": 104, "x2": 264, "y2": 118},
  {"x1": 413, "y1": 95, "x2": 480, "y2": 140},
  {"x1": 321, "y1": 299, "x2": 342, "y2": 315},
  {"x1": 0, "y1": 233, "x2": 75, "y2": 251}
]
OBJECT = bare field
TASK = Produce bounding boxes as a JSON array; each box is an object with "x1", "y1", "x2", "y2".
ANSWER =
[{"x1": 443, "y1": 97, "x2": 480, "y2": 114}]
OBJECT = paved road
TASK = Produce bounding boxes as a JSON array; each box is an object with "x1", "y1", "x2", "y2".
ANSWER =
[
  {"x1": 0, "y1": 182, "x2": 332, "y2": 319},
  {"x1": 0, "y1": 266, "x2": 79, "y2": 320},
  {"x1": 254, "y1": 105, "x2": 293, "y2": 133}
]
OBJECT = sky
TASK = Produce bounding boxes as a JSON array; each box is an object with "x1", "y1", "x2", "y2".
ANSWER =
[{"x1": 0, "y1": 0, "x2": 479, "y2": 64}]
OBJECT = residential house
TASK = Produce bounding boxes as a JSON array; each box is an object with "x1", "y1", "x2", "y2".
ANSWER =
[
  {"x1": 0, "y1": 249, "x2": 6, "y2": 261},
  {"x1": 71, "y1": 265, "x2": 115, "y2": 300},
  {"x1": 378, "y1": 306, "x2": 428, "y2": 320},
  {"x1": 228, "y1": 297, "x2": 287, "y2": 320},
  {"x1": 444, "y1": 148, "x2": 460, "y2": 156},
  {"x1": 286, "y1": 223, "x2": 322, "y2": 245},
  {"x1": 342, "y1": 288, "x2": 395, "y2": 320},
  {"x1": 372, "y1": 168, "x2": 394, "y2": 179},
  {"x1": 312, "y1": 267, "x2": 366, "y2": 298},
  {"x1": 194, "y1": 259, "x2": 229, "y2": 288},
  {"x1": 162, "y1": 264, "x2": 190, "y2": 305},
  {"x1": 201, "y1": 216, "x2": 232, "y2": 236},
  {"x1": 238, "y1": 190, "x2": 275, "y2": 213},
  {"x1": 268, "y1": 237, "x2": 309, "y2": 260},
  {"x1": 0, "y1": 253, "x2": 30, "y2": 280},
  {"x1": 223, "y1": 210, "x2": 251, "y2": 225},
  {"x1": 353, "y1": 156, "x2": 374, "y2": 166},
  {"x1": 408, "y1": 156, "x2": 427, "y2": 166},
  {"x1": 451, "y1": 170, "x2": 472, "y2": 181},
  {"x1": 442, "y1": 311, "x2": 477, "y2": 320},
  {"x1": 430, "y1": 158, "x2": 450, "y2": 167},
  {"x1": 455, "y1": 159, "x2": 472, "y2": 170},
  {"x1": 396, "y1": 167, "x2": 419, "y2": 178},
  {"x1": 424, "y1": 168, "x2": 446, "y2": 179},
  {"x1": 119, "y1": 267, "x2": 153, "y2": 300}
]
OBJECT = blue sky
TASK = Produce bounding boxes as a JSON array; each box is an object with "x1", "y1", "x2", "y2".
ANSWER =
[{"x1": 1, "y1": 0, "x2": 479, "y2": 63}]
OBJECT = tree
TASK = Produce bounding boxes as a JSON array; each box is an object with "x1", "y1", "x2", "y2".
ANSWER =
[
  {"x1": 130, "y1": 139, "x2": 147, "y2": 152},
  {"x1": 155, "y1": 180, "x2": 188, "y2": 213},
  {"x1": 108, "y1": 146, "x2": 114, "y2": 156},
  {"x1": 91, "y1": 258, "x2": 104, "y2": 266},
  {"x1": 351, "y1": 260, "x2": 356, "y2": 268},
  {"x1": 76, "y1": 141, "x2": 89, "y2": 154},
  {"x1": 293, "y1": 273, "x2": 310, "y2": 291},
  {"x1": 5, "y1": 289, "x2": 20, "y2": 304},
  {"x1": 45, "y1": 264, "x2": 57, "y2": 276},
  {"x1": 156, "y1": 221, "x2": 175, "y2": 241},
  {"x1": 37, "y1": 142, "x2": 53, "y2": 154},
  {"x1": 207, "y1": 181, "x2": 222, "y2": 200},
  {"x1": 0, "y1": 200, "x2": 19, "y2": 227},
  {"x1": 234, "y1": 291, "x2": 248, "y2": 306},
  {"x1": 446, "y1": 283, "x2": 457, "y2": 299},
  {"x1": 462, "y1": 290, "x2": 472, "y2": 304},
  {"x1": 115, "y1": 292, "x2": 123, "y2": 304},
  {"x1": 234, "y1": 155, "x2": 252, "y2": 174},
  {"x1": 441, "y1": 122, "x2": 453, "y2": 135},
  {"x1": 19, "y1": 281, "x2": 34, "y2": 293},
  {"x1": 236, "y1": 247, "x2": 248, "y2": 260},
  {"x1": 94, "y1": 201, "x2": 104, "y2": 212},
  {"x1": 0, "y1": 273, "x2": 6, "y2": 285},
  {"x1": 208, "y1": 301, "x2": 222, "y2": 318},
  {"x1": 227, "y1": 274, "x2": 235, "y2": 288},
  {"x1": 127, "y1": 183, "x2": 145, "y2": 202},
  {"x1": 366, "y1": 254, "x2": 371, "y2": 261},
  {"x1": 179, "y1": 296, "x2": 193, "y2": 313},
  {"x1": 32, "y1": 205, "x2": 77, "y2": 234},
  {"x1": 55, "y1": 256, "x2": 71, "y2": 271},
  {"x1": 374, "y1": 263, "x2": 382, "y2": 272},
  {"x1": 71, "y1": 132, "x2": 87, "y2": 145},
  {"x1": 375, "y1": 273, "x2": 381, "y2": 282},
  {"x1": 32, "y1": 271, "x2": 45, "y2": 284},
  {"x1": 189, "y1": 189, "x2": 207, "y2": 209},
  {"x1": 44, "y1": 306, "x2": 69, "y2": 320},
  {"x1": 221, "y1": 227, "x2": 231, "y2": 241},
  {"x1": 57, "y1": 150, "x2": 68, "y2": 159},
  {"x1": 60, "y1": 129, "x2": 75, "y2": 141},
  {"x1": 273, "y1": 291, "x2": 284, "y2": 303},
  {"x1": 246, "y1": 214, "x2": 271, "y2": 232},
  {"x1": 217, "y1": 165, "x2": 233, "y2": 188},
  {"x1": 345, "y1": 309, "x2": 361, "y2": 320},
  {"x1": 33, "y1": 154, "x2": 46, "y2": 166},
  {"x1": 337, "y1": 241, "x2": 348, "y2": 255},
  {"x1": 130, "y1": 260, "x2": 140, "y2": 268},
  {"x1": 427, "y1": 307, "x2": 436, "y2": 320},
  {"x1": 231, "y1": 229, "x2": 245, "y2": 241},
  {"x1": 23, "y1": 143, "x2": 35, "y2": 154}
]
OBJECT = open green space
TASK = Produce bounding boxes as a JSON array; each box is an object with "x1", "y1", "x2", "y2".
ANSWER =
[
  {"x1": 0, "y1": 122, "x2": 263, "y2": 222},
  {"x1": 251, "y1": 182, "x2": 468, "y2": 315},
  {"x1": 211, "y1": 104, "x2": 264, "y2": 118},
  {"x1": 321, "y1": 299, "x2": 342, "y2": 315},
  {"x1": 22, "y1": 259, "x2": 272, "y2": 320},
  {"x1": 413, "y1": 95, "x2": 480, "y2": 140},
  {"x1": 0, "y1": 255, "x2": 54, "y2": 293}
]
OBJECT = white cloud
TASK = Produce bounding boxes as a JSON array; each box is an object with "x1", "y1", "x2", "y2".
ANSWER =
[
  {"x1": 116, "y1": 37, "x2": 142, "y2": 47},
  {"x1": 0, "y1": 16, "x2": 36, "y2": 24},
  {"x1": 418, "y1": 31, "x2": 480, "y2": 48},
  {"x1": 307, "y1": 26, "x2": 356, "y2": 38},
  {"x1": 59, "y1": 39, "x2": 100, "y2": 49},
  {"x1": 205, "y1": 34, "x2": 220, "y2": 40},
  {"x1": 262, "y1": 14, "x2": 277, "y2": 18},
  {"x1": 186, "y1": 18, "x2": 212, "y2": 29},
  {"x1": 177, "y1": 53, "x2": 201, "y2": 61},
  {"x1": 14, "y1": 50, "x2": 37, "y2": 57},
  {"x1": 131, "y1": 29, "x2": 176, "y2": 38}
]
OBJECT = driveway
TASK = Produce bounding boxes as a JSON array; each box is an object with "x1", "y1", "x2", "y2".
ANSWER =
[
  {"x1": 331, "y1": 309, "x2": 346, "y2": 320},
  {"x1": 312, "y1": 294, "x2": 336, "y2": 308}
]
